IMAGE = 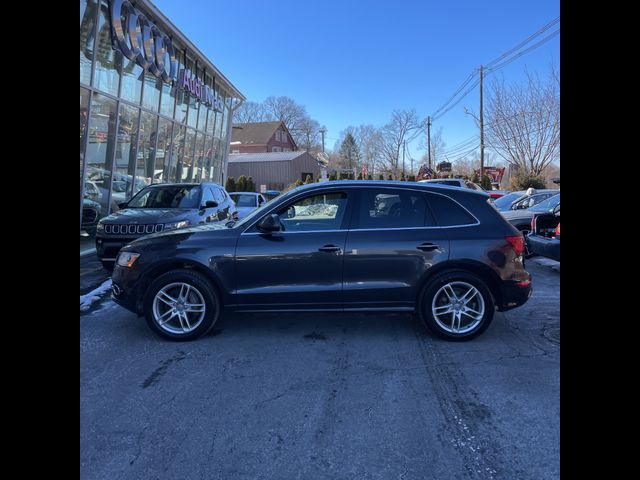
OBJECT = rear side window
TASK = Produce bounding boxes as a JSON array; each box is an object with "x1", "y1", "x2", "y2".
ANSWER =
[
  {"x1": 426, "y1": 193, "x2": 477, "y2": 226},
  {"x1": 212, "y1": 187, "x2": 225, "y2": 204},
  {"x1": 357, "y1": 189, "x2": 435, "y2": 228}
]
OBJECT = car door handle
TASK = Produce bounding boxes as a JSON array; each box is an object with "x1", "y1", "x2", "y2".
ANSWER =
[
  {"x1": 417, "y1": 243, "x2": 439, "y2": 251},
  {"x1": 319, "y1": 245, "x2": 342, "y2": 253}
]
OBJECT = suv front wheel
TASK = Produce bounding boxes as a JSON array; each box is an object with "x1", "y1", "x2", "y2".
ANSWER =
[
  {"x1": 143, "y1": 269, "x2": 220, "y2": 341},
  {"x1": 418, "y1": 270, "x2": 495, "y2": 341}
]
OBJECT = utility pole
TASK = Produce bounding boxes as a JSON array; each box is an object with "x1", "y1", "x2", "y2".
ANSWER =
[
  {"x1": 427, "y1": 116, "x2": 432, "y2": 170},
  {"x1": 319, "y1": 126, "x2": 326, "y2": 153},
  {"x1": 479, "y1": 65, "x2": 484, "y2": 178},
  {"x1": 402, "y1": 140, "x2": 406, "y2": 179}
]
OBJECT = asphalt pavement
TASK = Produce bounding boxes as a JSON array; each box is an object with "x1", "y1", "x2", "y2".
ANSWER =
[{"x1": 80, "y1": 261, "x2": 559, "y2": 480}]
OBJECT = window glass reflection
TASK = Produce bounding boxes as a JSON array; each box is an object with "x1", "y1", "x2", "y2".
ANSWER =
[
  {"x1": 156, "y1": 119, "x2": 173, "y2": 183},
  {"x1": 80, "y1": 0, "x2": 97, "y2": 86},
  {"x1": 137, "y1": 111, "x2": 159, "y2": 190},
  {"x1": 93, "y1": 0, "x2": 121, "y2": 96},
  {"x1": 86, "y1": 93, "x2": 118, "y2": 218},
  {"x1": 114, "y1": 103, "x2": 140, "y2": 204}
]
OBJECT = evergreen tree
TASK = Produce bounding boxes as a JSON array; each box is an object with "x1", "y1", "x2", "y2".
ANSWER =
[
  {"x1": 339, "y1": 133, "x2": 361, "y2": 171},
  {"x1": 237, "y1": 175, "x2": 247, "y2": 192},
  {"x1": 480, "y1": 174, "x2": 492, "y2": 190},
  {"x1": 408, "y1": 174, "x2": 416, "y2": 182},
  {"x1": 471, "y1": 172, "x2": 479, "y2": 183},
  {"x1": 387, "y1": 174, "x2": 393, "y2": 180},
  {"x1": 225, "y1": 177, "x2": 236, "y2": 192},
  {"x1": 357, "y1": 172, "x2": 363, "y2": 180},
  {"x1": 304, "y1": 174, "x2": 313, "y2": 184},
  {"x1": 246, "y1": 176, "x2": 256, "y2": 192},
  {"x1": 367, "y1": 174, "x2": 373, "y2": 180},
  {"x1": 378, "y1": 174, "x2": 384, "y2": 180}
]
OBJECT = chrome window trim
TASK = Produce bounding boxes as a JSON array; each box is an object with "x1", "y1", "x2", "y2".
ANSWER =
[{"x1": 240, "y1": 184, "x2": 480, "y2": 234}]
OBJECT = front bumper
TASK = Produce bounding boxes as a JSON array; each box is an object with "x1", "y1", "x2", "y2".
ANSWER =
[
  {"x1": 96, "y1": 235, "x2": 140, "y2": 261},
  {"x1": 111, "y1": 265, "x2": 144, "y2": 315}
]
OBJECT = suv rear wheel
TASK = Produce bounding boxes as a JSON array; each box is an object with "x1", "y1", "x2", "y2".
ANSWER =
[
  {"x1": 143, "y1": 269, "x2": 220, "y2": 341},
  {"x1": 418, "y1": 270, "x2": 495, "y2": 341}
]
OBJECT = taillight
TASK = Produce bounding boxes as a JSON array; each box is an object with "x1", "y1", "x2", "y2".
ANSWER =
[
  {"x1": 555, "y1": 223, "x2": 560, "y2": 236},
  {"x1": 506, "y1": 235, "x2": 525, "y2": 256}
]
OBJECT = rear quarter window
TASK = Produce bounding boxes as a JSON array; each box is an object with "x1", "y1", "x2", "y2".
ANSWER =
[{"x1": 426, "y1": 192, "x2": 477, "y2": 226}]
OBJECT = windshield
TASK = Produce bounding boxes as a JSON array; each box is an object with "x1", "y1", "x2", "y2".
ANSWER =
[
  {"x1": 127, "y1": 186, "x2": 201, "y2": 209},
  {"x1": 230, "y1": 193, "x2": 257, "y2": 207},
  {"x1": 530, "y1": 194, "x2": 560, "y2": 212},
  {"x1": 493, "y1": 192, "x2": 524, "y2": 210}
]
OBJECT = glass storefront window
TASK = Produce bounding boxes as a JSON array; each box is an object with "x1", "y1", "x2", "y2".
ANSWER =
[
  {"x1": 156, "y1": 118, "x2": 173, "y2": 183},
  {"x1": 80, "y1": 0, "x2": 97, "y2": 86},
  {"x1": 193, "y1": 133, "x2": 206, "y2": 182},
  {"x1": 85, "y1": 92, "x2": 118, "y2": 218},
  {"x1": 197, "y1": 71, "x2": 209, "y2": 130},
  {"x1": 120, "y1": 56, "x2": 143, "y2": 104},
  {"x1": 137, "y1": 111, "x2": 159, "y2": 190},
  {"x1": 201, "y1": 135, "x2": 212, "y2": 182},
  {"x1": 172, "y1": 124, "x2": 186, "y2": 183},
  {"x1": 114, "y1": 103, "x2": 140, "y2": 203},
  {"x1": 93, "y1": 0, "x2": 121, "y2": 96},
  {"x1": 81, "y1": 87, "x2": 91, "y2": 233},
  {"x1": 160, "y1": 81, "x2": 175, "y2": 118},
  {"x1": 181, "y1": 128, "x2": 197, "y2": 182},
  {"x1": 142, "y1": 72, "x2": 162, "y2": 112}
]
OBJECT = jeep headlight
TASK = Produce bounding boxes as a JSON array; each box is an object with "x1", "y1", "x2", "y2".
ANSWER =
[
  {"x1": 164, "y1": 220, "x2": 190, "y2": 230},
  {"x1": 116, "y1": 252, "x2": 140, "y2": 268},
  {"x1": 96, "y1": 220, "x2": 105, "y2": 232}
]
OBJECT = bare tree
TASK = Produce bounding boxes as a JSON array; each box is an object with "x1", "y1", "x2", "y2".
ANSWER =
[
  {"x1": 335, "y1": 125, "x2": 384, "y2": 176},
  {"x1": 263, "y1": 96, "x2": 309, "y2": 146},
  {"x1": 233, "y1": 101, "x2": 269, "y2": 124},
  {"x1": 483, "y1": 66, "x2": 560, "y2": 175},
  {"x1": 379, "y1": 109, "x2": 422, "y2": 176},
  {"x1": 297, "y1": 116, "x2": 321, "y2": 152}
]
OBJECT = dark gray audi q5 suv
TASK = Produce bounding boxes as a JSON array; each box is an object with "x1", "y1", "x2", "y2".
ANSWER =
[{"x1": 111, "y1": 181, "x2": 532, "y2": 341}]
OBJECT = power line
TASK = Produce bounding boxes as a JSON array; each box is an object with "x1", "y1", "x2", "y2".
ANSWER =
[
  {"x1": 486, "y1": 16, "x2": 559, "y2": 69},
  {"x1": 487, "y1": 29, "x2": 560, "y2": 72},
  {"x1": 431, "y1": 72, "x2": 478, "y2": 119}
]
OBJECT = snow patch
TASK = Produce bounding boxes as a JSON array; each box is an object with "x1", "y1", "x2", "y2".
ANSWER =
[{"x1": 80, "y1": 279, "x2": 113, "y2": 311}]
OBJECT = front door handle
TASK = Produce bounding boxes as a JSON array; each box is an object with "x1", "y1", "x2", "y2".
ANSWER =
[
  {"x1": 319, "y1": 244, "x2": 342, "y2": 253},
  {"x1": 417, "y1": 242, "x2": 439, "y2": 252}
]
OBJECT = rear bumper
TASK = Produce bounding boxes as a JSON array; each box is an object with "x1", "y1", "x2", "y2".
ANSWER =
[
  {"x1": 527, "y1": 234, "x2": 560, "y2": 261},
  {"x1": 498, "y1": 277, "x2": 533, "y2": 311}
]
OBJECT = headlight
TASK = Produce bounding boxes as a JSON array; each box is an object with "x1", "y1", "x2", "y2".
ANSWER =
[
  {"x1": 96, "y1": 221, "x2": 105, "y2": 232},
  {"x1": 116, "y1": 252, "x2": 140, "y2": 268},
  {"x1": 164, "y1": 220, "x2": 190, "y2": 230}
]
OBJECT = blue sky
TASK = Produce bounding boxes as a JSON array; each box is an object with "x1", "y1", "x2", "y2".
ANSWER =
[{"x1": 153, "y1": 0, "x2": 559, "y2": 164}]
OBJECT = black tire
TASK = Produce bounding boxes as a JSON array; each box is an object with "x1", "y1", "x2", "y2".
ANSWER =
[
  {"x1": 101, "y1": 260, "x2": 115, "y2": 271},
  {"x1": 418, "y1": 270, "x2": 495, "y2": 341},
  {"x1": 143, "y1": 269, "x2": 220, "y2": 341}
]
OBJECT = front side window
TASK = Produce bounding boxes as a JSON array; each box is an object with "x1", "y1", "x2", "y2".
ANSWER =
[
  {"x1": 128, "y1": 186, "x2": 201, "y2": 209},
  {"x1": 276, "y1": 192, "x2": 348, "y2": 232},
  {"x1": 358, "y1": 189, "x2": 432, "y2": 229}
]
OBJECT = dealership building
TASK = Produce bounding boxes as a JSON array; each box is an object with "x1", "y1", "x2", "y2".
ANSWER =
[{"x1": 80, "y1": 0, "x2": 244, "y2": 247}]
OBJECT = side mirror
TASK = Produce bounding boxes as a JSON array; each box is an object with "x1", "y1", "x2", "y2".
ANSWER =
[
  {"x1": 202, "y1": 200, "x2": 218, "y2": 209},
  {"x1": 257, "y1": 214, "x2": 282, "y2": 233},
  {"x1": 117, "y1": 202, "x2": 128, "y2": 209}
]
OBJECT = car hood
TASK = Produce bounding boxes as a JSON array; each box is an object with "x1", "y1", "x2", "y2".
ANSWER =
[
  {"x1": 102, "y1": 208, "x2": 193, "y2": 224},
  {"x1": 126, "y1": 221, "x2": 235, "y2": 247}
]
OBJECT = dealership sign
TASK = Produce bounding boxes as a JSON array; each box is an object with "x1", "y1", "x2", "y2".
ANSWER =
[{"x1": 109, "y1": 0, "x2": 224, "y2": 111}]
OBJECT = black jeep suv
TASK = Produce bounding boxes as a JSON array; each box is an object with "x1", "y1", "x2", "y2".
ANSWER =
[
  {"x1": 96, "y1": 183, "x2": 238, "y2": 270},
  {"x1": 111, "y1": 181, "x2": 532, "y2": 342}
]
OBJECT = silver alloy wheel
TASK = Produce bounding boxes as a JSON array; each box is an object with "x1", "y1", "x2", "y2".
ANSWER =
[
  {"x1": 152, "y1": 282, "x2": 206, "y2": 334},
  {"x1": 431, "y1": 281, "x2": 485, "y2": 334}
]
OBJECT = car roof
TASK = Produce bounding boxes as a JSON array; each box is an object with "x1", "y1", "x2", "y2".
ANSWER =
[{"x1": 290, "y1": 180, "x2": 490, "y2": 197}]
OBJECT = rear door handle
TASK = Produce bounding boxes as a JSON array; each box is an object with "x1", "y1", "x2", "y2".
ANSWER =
[
  {"x1": 417, "y1": 242, "x2": 439, "y2": 252},
  {"x1": 319, "y1": 244, "x2": 342, "y2": 253}
]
